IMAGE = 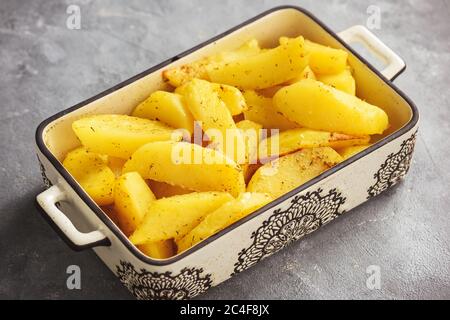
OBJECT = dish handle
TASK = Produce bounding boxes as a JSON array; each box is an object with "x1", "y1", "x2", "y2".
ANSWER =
[
  {"x1": 36, "y1": 184, "x2": 111, "y2": 251},
  {"x1": 338, "y1": 25, "x2": 405, "y2": 81}
]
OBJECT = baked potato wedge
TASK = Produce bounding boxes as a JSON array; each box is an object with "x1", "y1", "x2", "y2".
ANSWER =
[
  {"x1": 163, "y1": 39, "x2": 261, "y2": 87},
  {"x1": 122, "y1": 141, "x2": 245, "y2": 197},
  {"x1": 114, "y1": 172, "x2": 156, "y2": 236},
  {"x1": 177, "y1": 192, "x2": 273, "y2": 252},
  {"x1": 63, "y1": 147, "x2": 115, "y2": 206},
  {"x1": 207, "y1": 37, "x2": 308, "y2": 89},
  {"x1": 181, "y1": 79, "x2": 246, "y2": 163},
  {"x1": 281, "y1": 37, "x2": 348, "y2": 75},
  {"x1": 72, "y1": 114, "x2": 182, "y2": 159},
  {"x1": 317, "y1": 67, "x2": 356, "y2": 95},
  {"x1": 132, "y1": 90, "x2": 194, "y2": 135},
  {"x1": 259, "y1": 128, "x2": 370, "y2": 159},
  {"x1": 137, "y1": 240, "x2": 176, "y2": 259},
  {"x1": 337, "y1": 144, "x2": 370, "y2": 160},
  {"x1": 247, "y1": 147, "x2": 343, "y2": 198},
  {"x1": 129, "y1": 191, "x2": 234, "y2": 244},
  {"x1": 273, "y1": 79, "x2": 389, "y2": 135},
  {"x1": 243, "y1": 90, "x2": 298, "y2": 130}
]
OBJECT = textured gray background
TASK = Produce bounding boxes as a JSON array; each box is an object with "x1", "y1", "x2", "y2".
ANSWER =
[{"x1": 0, "y1": 0, "x2": 449, "y2": 300}]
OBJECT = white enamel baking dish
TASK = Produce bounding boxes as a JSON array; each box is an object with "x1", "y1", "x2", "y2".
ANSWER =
[{"x1": 35, "y1": 6, "x2": 419, "y2": 300}]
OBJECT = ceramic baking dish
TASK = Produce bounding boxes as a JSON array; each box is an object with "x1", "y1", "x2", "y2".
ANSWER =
[{"x1": 35, "y1": 6, "x2": 419, "y2": 300}]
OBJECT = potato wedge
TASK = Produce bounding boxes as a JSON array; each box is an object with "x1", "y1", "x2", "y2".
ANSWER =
[
  {"x1": 247, "y1": 147, "x2": 342, "y2": 198},
  {"x1": 212, "y1": 83, "x2": 247, "y2": 116},
  {"x1": 72, "y1": 114, "x2": 182, "y2": 159},
  {"x1": 337, "y1": 145, "x2": 370, "y2": 160},
  {"x1": 177, "y1": 192, "x2": 273, "y2": 252},
  {"x1": 63, "y1": 147, "x2": 115, "y2": 206},
  {"x1": 129, "y1": 192, "x2": 234, "y2": 244},
  {"x1": 147, "y1": 180, "x2": 194, "y2": 199},
  {"x1": 114, "y1": 172, "x2": 156, "y2": 236},
  {"x1": 285, "y1": 65, "x2": 317, "y2": 84},
  {"x1": 259, "y1": 128, "x2": 370, "y2": 159},
  {"x1": 138, "y1": 240, "x2": 175, "y2": 259},
  {"x1": 162, "y1": 39, "x2": 261, "y2": 87},
  {"x1": 281, "y1": 37, "x2": 348, "y2": 75},
  {"x1": 207, "y1": 37, "x2": 308, "y2": 89},
  {"x1": 132, "y1": 91, "x2": 194, "y2": 135},
  {"x1": 317, "y1": 67, "x2": 356, "y2": 95},
  {"x1": 122, "y1": 141, "x2": 245, "y2": 197},
  {"x1": 243, "y1": 90, "x2": 298, "y2": 130},
  {"x1": 181, "y1": 79, "x2": 246, "y2": 163},
  {"x1": 274, "y1": 79, "x2": 389, "y2": 135}
]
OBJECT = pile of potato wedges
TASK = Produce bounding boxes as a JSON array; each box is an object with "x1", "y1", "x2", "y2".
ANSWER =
[{"x1": 62, "y1": 36, "x2": 388, "y2": 258}]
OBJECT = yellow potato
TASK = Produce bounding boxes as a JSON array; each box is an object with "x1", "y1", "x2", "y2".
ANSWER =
[
  {"x1": 236, "y1": 120, "x2": 264, "y2": 181},
  {"x1": 305, "y1": 40, "x2": 348, "y2": 74},
  {"x1": 147, "y1": 180, "x2": 194, "y2": 199},
  {"x1": 138, "y1": 240, "x2": 175, "y2": 259},
  {"x1": 285, "y1": 65, "x2": 317, "y2": 84},
  {"x1": 259, "y1": 128, "x2": 370, "y2": 159},
  {"x1": 247, "y1": 147, "x2": 342, "y2": 198},
  {"x1": 281, "y1": 37, "x2": 348, "y2": 75},
  {"x1": 273, "y1": 79, "x2": 389, "y2": 135},
  {"x1": 243, "y1": 90, "x2": 298, "y2": 130},
  {"x1": 236, "y1": 119, "x2": 263, "y2": 132},
  {"x1": 207, "y1": 37, "x2": 308, "y2": 89},
  {"x1": 122, "y1": 141, "x2": 245, "y2": 197},
  {"x1": 317, "y1": 67, "x2": 356, "y2": 95},
  {"x1": 107, "y1": 157, "x2": 126, "y2": 177},
  {"x1": 114, "y1": 172, "x2": 156, "y2": 236},
  {"x1": 132, "y1": 91, "x2": 194, "y2": 135},
  {"x1": 337, "y1": 145, "x2": 370, "y2": 160},
  {"x1": 212, "y1": 83, "x2": 247, "y2": 116},
  {"x1": 177, "y1": 192, "x2": 273, "y2": 252},
  {"x1": 162, "y1": 39, "x2": 261, "y2": 87},
  {"x1": 129, "y1": 192, "x2": 234, "y2": 244},
  {"x1": 72, "y1": 114, "x2": 182, "y2": 159},
  {"x1": 181, "y1": 79, "x2": 246, "y2": 163},
  {"x1": 62, "y1": 147, "x2": 115, "y2": 206}
]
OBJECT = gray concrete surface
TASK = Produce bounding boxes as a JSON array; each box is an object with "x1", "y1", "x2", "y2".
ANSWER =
[{"x1": 0, "y1": 0, "x2": 449, "y2": 300}]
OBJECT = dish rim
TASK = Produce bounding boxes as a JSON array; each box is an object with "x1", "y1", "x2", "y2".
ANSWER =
[{"x1": 35, "y1": 5, "x2": 419, "y2": 266}]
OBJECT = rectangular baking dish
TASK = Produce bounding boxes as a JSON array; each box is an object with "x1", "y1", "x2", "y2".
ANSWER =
[{"x1": 35, "y1": 6, "x2": 419, "y2": 300}]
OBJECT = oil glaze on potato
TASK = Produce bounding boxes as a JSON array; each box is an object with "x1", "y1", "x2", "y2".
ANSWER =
[
  {"x1": 177, "y1": 192, "x2": 273, "y2": 252},
  {"x1": 207, "y1": 37, "x2": 308, "y2": 89},
  {"x1": 129, "y1": 192, "x2": 234, "y2": 244},
  {"x1": 146, "y1": 180, "x2": 194, "y2": 199},
  {"x1": 72, "y1": 114, "x2": 182, "y2": 159},
  {"x1": 132, "y1": 91, "x2": 195, "y2": 135},
  {"x1": 122, "y1": 141, "x2": 245, "y2": 197},
  {"x1": 114, "y1": 172, "x2": 156, "y2": 236},
  {"x1": 62, "y1": 147, "x2": 115, "y2": 206},
  {"x1": 274, "y1": 79, "x2": 389, "y2": 135},
  {"x1": 247, "y1": 147, "x2": 343, "y2": 198}
]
